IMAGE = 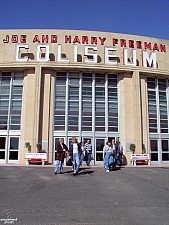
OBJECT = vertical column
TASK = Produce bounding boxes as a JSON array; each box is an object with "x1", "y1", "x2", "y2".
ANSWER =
[
  {"x1": 33, "y1": 65, "x2": 42, "y2": 151},
  {"x1": 119, "y1": 72, "x2": 134, "y2": 164},
  {"x1": 119, "y1": 71, "x2": 142, "y2": 164},
  {"x1": 132, "y1": 70, "x2": 142, "y2": 154},
  {"x1": 48, "y1": 72, "x2": 55, "y2": 164},
  {"x1": 20, "y1": 66, "x2": 41, "y2": 164},
  {"x1": 41, "y1": 69, "x2": 55, "y2": 164},
  {"x1": 140, "y1": 75, "x2": 150, "y2": 154}
]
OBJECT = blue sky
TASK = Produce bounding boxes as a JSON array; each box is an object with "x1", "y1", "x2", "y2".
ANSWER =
[{"x1": 0, "y1": 0, "x2": 169, "y2": 40}]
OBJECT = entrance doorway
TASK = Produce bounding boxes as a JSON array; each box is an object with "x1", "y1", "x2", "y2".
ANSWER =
[
  {"x1": 8, "y1": 137, "x2": 20, "y2": 163},
  {"x1": 108, "y1": 137, "x2": 116, "y2": 143},
  {"x1": 82, "y1": 137, "x2": 92, "y2": 164},
  {"x1": 150, "y1": 139, "x2": 169, "y2": 164},
  {"x1": 0, "y1": 137, "x2": 6, "y2": 163},
  {"x1": 0, "y1": 136, "x2": 20, "y2": 164},
  {"x1": 95, "y1": 138, "x2": 106, "y2": 165}
]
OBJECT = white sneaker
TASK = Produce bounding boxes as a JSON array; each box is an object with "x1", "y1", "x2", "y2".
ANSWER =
[{"x1": 106, "y1": 170, "x2": 109, "y2": 172}]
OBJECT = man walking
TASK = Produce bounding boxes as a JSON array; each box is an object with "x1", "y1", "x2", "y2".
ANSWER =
[{"x1": 84, "y1": 139, "x2": 92, "y2": 166}]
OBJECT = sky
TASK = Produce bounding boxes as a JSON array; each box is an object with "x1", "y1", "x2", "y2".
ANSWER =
[{"x1": 0, "y1": 0, "x2": 169, "y2": 40}]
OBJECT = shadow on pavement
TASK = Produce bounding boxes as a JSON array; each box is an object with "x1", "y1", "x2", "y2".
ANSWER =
[
  {"x1": 109, "y1": 166, "x2": 122, "y2": 172},
  {"x1": 63, "y1": 167, "x2": 94, "y2": 176},
  {"x1": 79, "y1": 170, "x2": 94, "y2": 175}
]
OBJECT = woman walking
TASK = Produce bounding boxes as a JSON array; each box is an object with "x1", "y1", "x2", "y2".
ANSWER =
[
  {"x1": 104, "y1": 141, "x2": 113, "y2": 172},
  {"x1": 54, "y1": 138, "x2": 68, "y2": 175},
  {"x1": 69, "y1": 137, "x2": 82, "y2": 176}
]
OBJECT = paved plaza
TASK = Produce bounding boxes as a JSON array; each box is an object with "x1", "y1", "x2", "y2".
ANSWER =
[{"x1": 0, "y1": 165, "x2": 169, "y2": 225}]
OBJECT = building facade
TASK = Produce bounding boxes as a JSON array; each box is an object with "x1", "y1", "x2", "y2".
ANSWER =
[{"x1": 0, "y1": 29, "x2": 169, "y2": 165}]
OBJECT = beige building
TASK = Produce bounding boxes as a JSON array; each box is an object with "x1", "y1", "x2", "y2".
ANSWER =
[{"x1": 0, "y1": 29, "x2": 169, "y2": 165}]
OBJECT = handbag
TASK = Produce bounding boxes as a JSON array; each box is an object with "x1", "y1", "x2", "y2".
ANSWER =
[
  {"x1": 64, "y1": 151, "x2": 68, "y2": 158},
  {"x1": 66, "y1": 158, "x2": 73, "y2": 166}
]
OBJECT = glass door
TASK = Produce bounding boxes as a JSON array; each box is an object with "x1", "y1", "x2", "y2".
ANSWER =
[
  {"x1": 95, "y1": 138, "x2": 106, "y2": 165},
  {"x1": 161, "y1": 140, "x2": 169, "y2": 163},
  {"x1": 150, "y1": 139, "x2": 159, "y2": 163},
  {"x1": 0, "y1": 137, "x2": 6, "y2": 163},
  {"x1": 150, "y1": 139, "x2": 169, "y2": 164},
  {"x1": 8, "y1": 137, "x2": 19, "y2": 163}
]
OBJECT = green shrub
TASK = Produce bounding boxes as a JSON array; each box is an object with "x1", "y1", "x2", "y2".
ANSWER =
[
  {"x1": 142, "y1": 144, "x2": 146, "y2": 154},
  {"x1": 36, "y1": 143, "x2": 42, "y2": 152},
  {"x1": 129, "y1": 143, "x2": 136, "y2": 154},
  {"x1": 25, "y1": 142, "x2": 31, "y2": 152}
]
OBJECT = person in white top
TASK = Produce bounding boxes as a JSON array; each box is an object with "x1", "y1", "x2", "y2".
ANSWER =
[
  {"x1": 69, "y1": 137, "x2": 82, "y2": 176},
  {"x1": 103, "y1": 141, "x2": 113, "y2": 172}
]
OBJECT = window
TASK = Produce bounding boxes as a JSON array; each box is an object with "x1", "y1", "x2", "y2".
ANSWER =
[
  {"x1": 147, "y1": 77, "x2": 157, "y2": 133},
  {"x1": 158, "y1": 79, "x2": 168, "y2": 133},
  {"x1": 95, "y1": 74, "x2": 105, "y2": 131},
  {"x1": 54, "y1": 72, "x2": 66, "y2": 131},
  {"x1": 108, "y1": 74, "x2": 118, "y2": 132},
  {"x1": 82, "y1": 73, "x2": 92, "y2": 131},
  {"x1": 150, "y1": 140, "x2": 158, "y2": 161},
  {"x1": 54, "y1": 72, "x2": 119, "y2": 133},
  {"x1": 10, "y1": 73, "x2": 24, "y2": 130},
  {"x1": 0, "y1": 72, "x2": 23, "y2": 131},
  {"x1": 68, "y1": 73, "x2": 79, "y2": 131},
  {"x1": 147, "y1": 77, "x2": 169, "y2": 134}
]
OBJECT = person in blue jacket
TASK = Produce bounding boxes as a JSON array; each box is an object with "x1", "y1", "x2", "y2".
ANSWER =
[{"x1": 69, "y1": 137, "x2": 82, "y2": 176}]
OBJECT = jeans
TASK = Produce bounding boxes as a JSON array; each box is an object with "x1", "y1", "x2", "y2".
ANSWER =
[
  {"x1": 117, "y1": 154, "x2": 122, "y2": 166},
  {"x1": 79, "y1": 153, "x2": 84, "y2": 166},
  {"x1": 72, "y1": 153, "x2": 80, "y2": 173},
  {"x1": 103, "y1": 157, "x2": 106, "y2": 169},
  {"x1": 109, "y1": 155, "x2": 113, "y2": 165},
  {"x1": 86, "y1": 152, "x2": 91, "y2": 165},
  {"x1": 113, "y1": 155, "x2": 118, "y2": 168},
  {"x1": 105, "y1": 152, "x2": 112, "y2": 170},
  {"x1": 54, "y1": 160, "x2": 64, "y2": 173}
]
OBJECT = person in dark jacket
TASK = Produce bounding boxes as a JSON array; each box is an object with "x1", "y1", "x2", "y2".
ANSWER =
[
  {"x1": 79, "y1": 142, "x2": 85, "y2": 167},
  {"x1": 54, "y1": 138, "x2": 68, "y2": 175},
  {"x1": 111, "y1": 139, "x2": 118, "y2": 169},
  {"x1": 117, "y1": 141, "x2": 123, "y2": 167},
  {"x1": 69, "y1": 137, "x2": 82, "y2": 176}
]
